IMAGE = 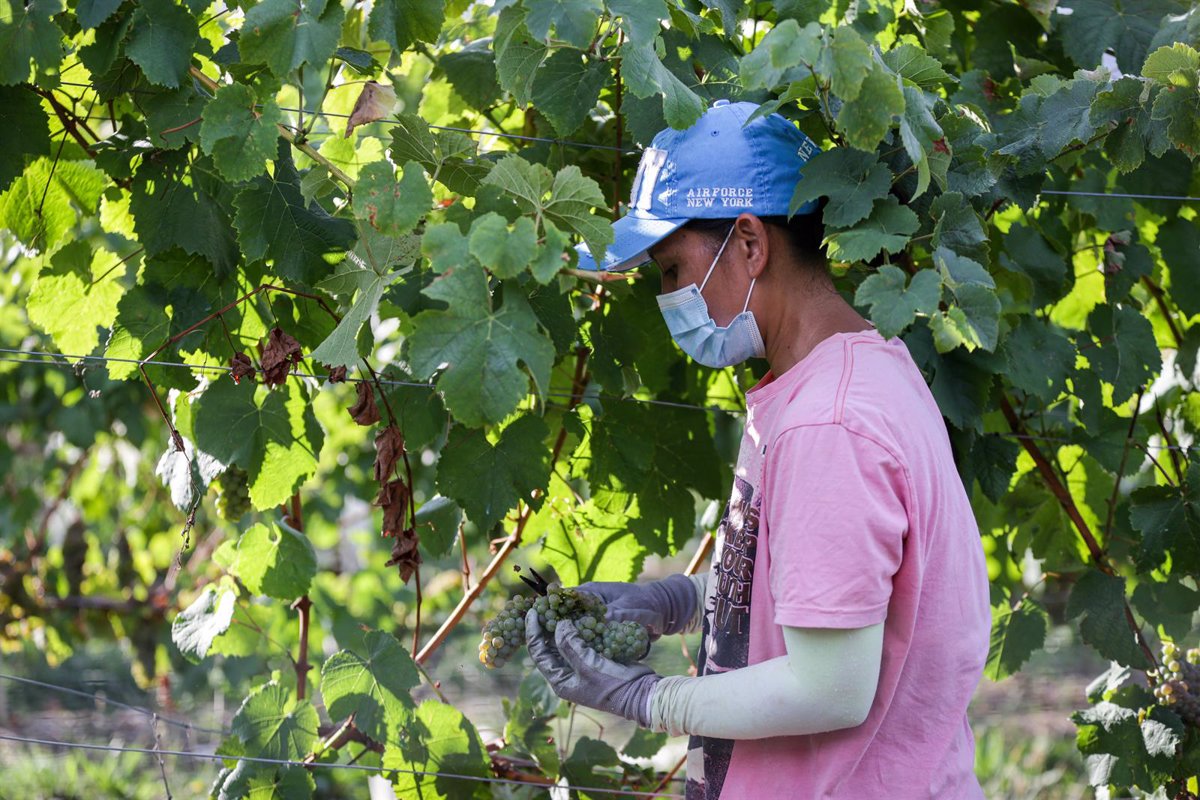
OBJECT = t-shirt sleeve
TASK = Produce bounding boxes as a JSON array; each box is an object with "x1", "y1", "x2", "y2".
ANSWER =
[{"x1": 764, "y1": 423, "x2": 909, "y2": 629}]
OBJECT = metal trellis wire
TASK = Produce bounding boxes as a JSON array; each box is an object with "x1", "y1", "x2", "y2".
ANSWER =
[
  {"x1": 0, "y1": 733, "x2": 686, "y2": 798},
  {"x1": 0, "y1": 673, "x2": 229, "y2": 736}
]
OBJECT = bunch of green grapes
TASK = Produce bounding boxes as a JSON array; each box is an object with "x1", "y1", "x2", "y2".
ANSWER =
[
  {"x1": 215, "y1": 467, "x2": 252, "y2": 521},
  {"x1": 478, "y1": 594, "x2": 533, "y2": 669},
  {"x1": 1152, "y1": 642, "x2": 1200, "y2": 726},
  {"x1": 479, "y1": 585, "x2": 650, "y2": 669}
]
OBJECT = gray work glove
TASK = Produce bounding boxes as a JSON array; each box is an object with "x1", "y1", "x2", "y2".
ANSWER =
[
  {"x1": 576, "y1": 574, "x2": 697, "y2": 639},
  {"x1": 525, "y1": 610, "x2": 661, "y2": 727}
]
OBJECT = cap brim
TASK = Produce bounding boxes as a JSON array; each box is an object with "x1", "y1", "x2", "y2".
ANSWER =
[{"x1": 574, "y1": 213, "x2": 687, "y2": 272}]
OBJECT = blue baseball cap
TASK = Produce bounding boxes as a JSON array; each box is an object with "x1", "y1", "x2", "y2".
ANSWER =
[{"x1": 576, "y1": 99, "x2": 822, "y2": 272}]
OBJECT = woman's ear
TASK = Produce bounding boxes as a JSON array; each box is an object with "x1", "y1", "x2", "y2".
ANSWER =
[{"x1": 734, "y1": 213, "x2": 770, "y2": 280}]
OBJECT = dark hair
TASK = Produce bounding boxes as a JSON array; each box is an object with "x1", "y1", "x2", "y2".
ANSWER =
[{"x1": 683, "y1": 206, "x2": 828, "y2": 274}]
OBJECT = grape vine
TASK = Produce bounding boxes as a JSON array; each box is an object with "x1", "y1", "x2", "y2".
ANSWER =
[{"x1": 4, "y1": 0, "x2": 1200, "y2": 797}]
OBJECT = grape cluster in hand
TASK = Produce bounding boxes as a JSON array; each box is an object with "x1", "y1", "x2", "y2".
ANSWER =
[
  {"x1": 1151, "y1": 642, "x2": 1200, "y2": 726},
  {"x1": 215, "y1": 467, "x2": 252, "y2": 521},
  {"x1": 478, "y1": 585, "x2": 650, "y2": 669}
]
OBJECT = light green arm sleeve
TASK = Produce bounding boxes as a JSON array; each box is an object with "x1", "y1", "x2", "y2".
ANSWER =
[{"x1": 648, "y1": 622, "x2": 884, "y2": 739}]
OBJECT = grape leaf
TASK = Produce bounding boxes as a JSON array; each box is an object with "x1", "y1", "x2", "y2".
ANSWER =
[
  {"x1": 172, "y1": 583, "x2": 237, "y2": 664},
  {"x1": 561, "y1": 737, "x2": 622, "y2": 795},
  {"x1": 354, "y1": 160, "x2": 432, "y2": 237},
  {"x1": 854, "y1": 266, "x2": 941, "y2": 339},
  {"x1": 824, "y1": 24, "x2": 872, "y2": 101},
  {"x1": 481, "y1": 156, "x2": 612, "y2": 273},
  {"x1": 1079, "y1": 303, "x2": 1159, "y2": 404},
  {"x1": 439, "y1": 39, "x2": 500, "y2": 110},
  {"x1": 320, "y1": 630, "x2": 419, "y2": 742},
  {"x1": 837, "y1": 63, "x2": 905, "y2": 152},
  {"x1": 1058, "y1": 0, "x2": 1182, "y2": 73},
  {"x1": 383, "y1": 701, "x2": 490, "y2": 800},
  {"x1": 824, "y1": 196, "x2": 919, "y2": 263},
  {"x1": 1000, "y1": 223, "x2": 1068, "y2": 307},
  {"x1": 27, "y1": 241, "x2": 128, "y2": 354},
  {"x1": 215, "y1": 763, "x2": 314, "y2": 800},
  {"x1": 125, "y1": 0, "x2": 198, "y2": 88},
  {"x1": 76, "y1": 0, "x2": 121, "y2": 29},
  {"x1": 368, "y1": 0, "x2": 444, "y2": 55},
  {"x1": 230, "y1": 521, "x2": 317, "y2": 600},
  {"x1": 739, "y1": 19, "x2": 821, "y2": 90},
  {"x1": 413, "y1": 495, "x2": 462, "y2": 557},
  {"x1": 930, "y1": 191, "x2": 989, "y2": 262},
  {"x1": 539, "y1": 496, "x2": 647, "y2": 584},
  {"x1": 1132, "y1": 578, "x2": 1200, "y2": 641},
  {"x1": 1155, "y1": 217, "x2": 1200, "y2": 317},
  {"x1": 192, "y1": 378, "x2": 326, "y2": 511},
  {"x1": 1066, "y1": 570, "x2": 1149, "y2": 667},
  {"x1": 984, "y1": 598, "x2": 1048, "y2": 680},
  {"x1": 1142, "y1": 43, "x2": 1200, "y2": 86},
  {"x1": 408, "y1": 266, "x2": 555, "y2": 427},
  {"x1": 1150, "y1": 82, "x2": 1200, "y2": 156},
  {"x1": 389, "y1": 112, "x2": 490, "y2": 195},
  {"x1": 619, "y1": 39, "x2": 705, "y2": 130},
  {"x1": 608, "y1": 0, "x2": 666, "y2": 46},
  {"x1": 199, "y1": 83, "x2": 282, "y2": 182},
  {"x1": 0, "y1": 85, "x2": 50, "y2": 192},
  {"x1": 493, "y1": 6, "x2": 547, "y2": 106},
  {"x1": 129, "y1": 150, "x2": 240, "y2": 279},
  {"x1": 238, "y1": 0, "x2": 344, "y2": 79},
  {"x1": 0, "y1": 0, "x2": 65, "y2": 86},
  {"x1": 233, "y1": 142, "x2": 356, "y2": 286},
  {"x1": 790, "y1": 149, "x2": 892, "y2": 227},
  {"x1": 525, "y1": 0, "x2": 602, "y2": 48},
  {"x1": 1129, "y1": 465, "x2": 1200, "y2": 574},
  {"x1": 468, "y1": 213, "x2": 537, "y2": 279},
  {"x1": 231, "y1": 682, "x2": 319, "y2": 761},
  {"x1": 882, "y1": 42, "x2": 952, "y2": 89},
  {"x1": 1001, "y1": 316, "x2": 1076, "y2": 403},
  {"x1": 421, "y1": 221, "x2": 471, "y2": 273},
  {"x1": 623, "y1": 728, "x2": 668, "y2": 759},
  {"x1": 0, "y1": 157, "x2": 105, "y2": 253},
  {"x1": 1038, "y1": 73, "x2": 1105, "y2": 157},
  {"x1": 310, "y1": 265, "x2": 395, "y2": 369},
  {"x1": 435, "y1": 415, "x2": 550, "y2": 531},
  {"x1": 529, "y1": 48, "x2": 608, "y2": 136}
]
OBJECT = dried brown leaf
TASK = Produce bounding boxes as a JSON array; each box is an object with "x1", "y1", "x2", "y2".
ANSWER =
[
  {"x1": 345, "y1": 82, "x2": 398, "y2": 138},
  {"x1": 260, "y1": 328, "x2": 303, "y2": 387},
  {"x1": 374, "y1": 425, "x2": 405, "y2": 483},
  {"x1": 326, "y1": 365, "x2": 348, "y2": 383},
  {"x1": 385, "y1": 530, "x2": 421, "y2": 583},
  {"x1": 230, "y1": 352, "x2": 256, "y2": 385},
  {"x1": 375, "y1": 478, "x2": 410, "y2": 539},
  {"x1": 348, "y1": 381, "x2": 381, "y2": 426}
]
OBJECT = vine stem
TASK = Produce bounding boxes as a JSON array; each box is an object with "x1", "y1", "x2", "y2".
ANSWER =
[
  {"x1": 1000, "y1": 395, "x2": 1157, "y2": 668},
  {"x1": 286, "y1": 492, "x2": 314, "y2": 700},
  {"x1": 1104, "y1": 389, "x2": 1145, "y2": 538},
  {"x1": 187, "y1": 66, "x2": 356, "y2": 191},
  {"x1": 32, "y1": 87, "x2": 97, "y2": 155},
  {"x1": 1142, "y1": 275, "x2": 1184, "y2": 348},
  {"x1": 415, "y1": 345, "x2": 592, "y2": 665}
]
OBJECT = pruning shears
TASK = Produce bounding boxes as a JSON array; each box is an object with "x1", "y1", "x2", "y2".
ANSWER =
[{"x1": 518, "y1": 566, "x2": 552, "y2": 597}]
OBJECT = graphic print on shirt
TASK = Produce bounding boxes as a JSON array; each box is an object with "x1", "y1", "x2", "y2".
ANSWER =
[{"x1": 685, "y1": 474, "x2": 760, "y2": 800}]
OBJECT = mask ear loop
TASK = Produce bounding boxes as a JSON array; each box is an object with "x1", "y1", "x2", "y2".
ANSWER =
[
  {"x1": 742, "y1": 277, "x2": 757, "y2": 314},
  {"x1": 698, "y1": 223, "x2": 737, "y2": 293}
]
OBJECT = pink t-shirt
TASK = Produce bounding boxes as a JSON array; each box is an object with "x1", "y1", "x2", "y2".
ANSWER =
[{"x1": 687, "y1": 329, "x2": 991, "y2": 799}]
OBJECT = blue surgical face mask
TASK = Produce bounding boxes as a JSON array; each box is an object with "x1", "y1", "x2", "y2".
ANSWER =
[{"x1": 656, "y1": 225, "x2": 766, "y2": 368}]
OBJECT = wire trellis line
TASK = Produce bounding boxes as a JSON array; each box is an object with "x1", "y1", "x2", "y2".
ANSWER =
[
  {"x1": 1041, "y1": 189, "x2": 1200, "y2": 202},
  {"x1": 0, "y1": 348, "x2": 748, "y2": 415},
  {"x1": 0, "y1": 733, "x2": 686, "y2": 799},
  {"x1": 0, "y1": 673, "x2": 229, "y2": 736},
  {"x1": 3, "y1": 347, "x2": 1197, "y2": 456}
]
